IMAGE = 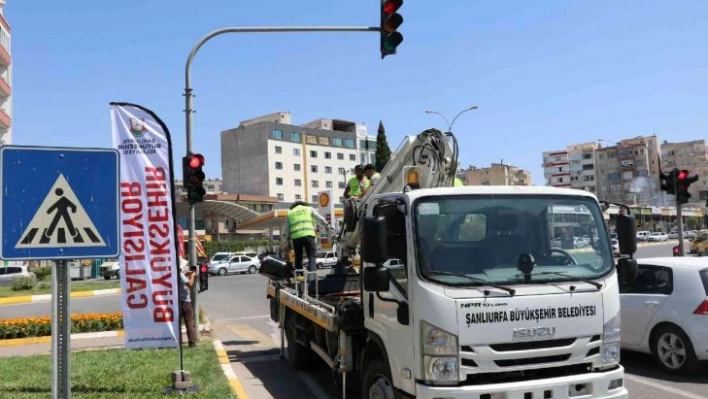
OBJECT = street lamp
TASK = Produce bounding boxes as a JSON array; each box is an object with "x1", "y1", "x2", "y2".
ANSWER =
[{"x1": 425, "y1": 105, "x2": 478, "y2": 132}]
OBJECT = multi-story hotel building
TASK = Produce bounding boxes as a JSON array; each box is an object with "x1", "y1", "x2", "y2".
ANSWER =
[
  {"x1": 221, "y1": 112, "x2": 376, "y2": 203},
  {"x1": 0, "y1": 1, "x2": 11, "y2": 146},
  {"x1": 461, "y1": 163, "x2": 532, "y2": 186}
]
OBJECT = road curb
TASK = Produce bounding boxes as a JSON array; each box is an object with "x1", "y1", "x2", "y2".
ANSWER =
[
  {"x1": 0, "y1": 288, "x2": 120, "y2": 306},
  {"x1": 0, "y1": 330, "x2": 125, "y2": 347},
  {"x1": 213, "y1": 339, "x2": 248, "y2": 399}
]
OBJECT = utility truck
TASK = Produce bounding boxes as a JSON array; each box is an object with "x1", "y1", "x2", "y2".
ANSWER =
[{"x1": 262, "y1": 128, "x2": 639, "y2": 399}]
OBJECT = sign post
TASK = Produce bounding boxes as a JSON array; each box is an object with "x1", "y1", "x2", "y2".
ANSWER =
[{"x1": 0, "y1": 146, "x2": 120, "y2": 399}]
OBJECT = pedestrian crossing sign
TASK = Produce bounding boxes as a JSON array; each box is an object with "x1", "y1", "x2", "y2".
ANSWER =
[{"x1": 0, "y1": 146, "x2": 120, "y2": 260}]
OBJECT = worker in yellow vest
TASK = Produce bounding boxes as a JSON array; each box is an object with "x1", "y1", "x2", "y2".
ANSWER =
[
  {"x1": 285, "y1": 201, "x2": 333, "y2": 281},
  {"x1": 343, "y1": 165, "x2": 370, "y2": 199}
]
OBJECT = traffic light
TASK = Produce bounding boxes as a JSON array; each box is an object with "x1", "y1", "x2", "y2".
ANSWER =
[
  {"x1": 198, "y1": 264, "x2": 209, "y2": 292},
  {"x1": 380, "y1": 0, "x2": 403, "y2": 59},
  {"x1": 675, "y1": 169, "x2": 698, "y2": 205},
  {"x1": 183, "y1": 153, "x2": 206, "y2": 204},
  {"x1": 659, "y1": 171, "x2": 675, "y2": 195},
  {"x1": 673, "y1": 245, "x2": 681, "y2": 257}
]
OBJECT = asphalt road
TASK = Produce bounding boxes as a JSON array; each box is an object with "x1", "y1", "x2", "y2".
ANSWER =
[{"x1": 2, "y1": 244, "x2": 706, "y2": 398}]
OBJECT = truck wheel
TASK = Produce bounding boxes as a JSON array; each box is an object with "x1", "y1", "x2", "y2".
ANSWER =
[
  {"x1": 362, "y1": 357, "x2": 400, "y2": 399},
  {"x1": 284, "y1": 310, "x2": 312, "y2": 370},
  {"x1": 651, "y1": 324, "x2": 700, "y2": 373}
]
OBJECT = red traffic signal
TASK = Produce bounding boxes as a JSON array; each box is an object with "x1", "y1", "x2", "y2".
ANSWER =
[
  {"x1": 380, "y1": 0, "x2": 404, "y2": 58},
  {"x1": 677, "y1": 170, "x2": 688, "y2": 180},
  {"x1": 673, "y1": 245, "x2": 680, "y2": 257},
  {"x1": 200, "y1": 265, "x2": 208, "y2": 274},
  {"x1": 188, "y1": 154, "x2": 205, "y2": 169}
]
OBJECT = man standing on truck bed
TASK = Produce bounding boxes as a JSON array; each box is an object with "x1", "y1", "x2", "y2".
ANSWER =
[
  {"x1": 285, "y1": 201, "x2": 333, "y2": 281},
  {"x1": 343, "y1": 164, "x2": 369, "y2": 199}
]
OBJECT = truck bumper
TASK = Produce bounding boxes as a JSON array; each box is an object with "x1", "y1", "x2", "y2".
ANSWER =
[{"x1": 414, "y1": 365, "x2": 627, "y2": 399}]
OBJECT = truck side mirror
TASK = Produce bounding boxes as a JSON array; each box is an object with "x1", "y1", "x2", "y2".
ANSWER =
[
  {"x1": 363, "y1": 266, "x2": 390, "y2": 292},
  {"x1": 617, "y1": 257, "x2": 638, "y2": 288},
  {"x1": 361, "y1": 216, "x2": 388, "y2": 263},
  {"x1": 616, "y1": 214, "x2": 637, "y2": 255}
]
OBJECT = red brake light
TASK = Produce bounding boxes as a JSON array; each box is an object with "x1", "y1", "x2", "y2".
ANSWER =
[{"x1": 694, "y1": 300, "x2": 708, "y2": 315}]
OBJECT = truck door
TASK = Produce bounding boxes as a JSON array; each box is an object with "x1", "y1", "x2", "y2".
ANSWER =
[{"x1": 364, "y1": 200, "x2": 415, "y2": 392}]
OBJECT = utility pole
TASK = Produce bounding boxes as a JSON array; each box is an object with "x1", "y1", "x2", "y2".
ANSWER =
[{"x1": 183, "y1": 26, "x2": 381, "y2": 338}]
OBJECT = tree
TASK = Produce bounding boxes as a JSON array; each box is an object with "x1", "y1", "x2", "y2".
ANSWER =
[{"x1": 375, "y1": 121, "x2": 392, "y2": 172}]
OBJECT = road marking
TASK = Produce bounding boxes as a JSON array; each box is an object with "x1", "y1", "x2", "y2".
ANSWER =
[
  {"x1": 213, "y1": 340, "x2": 248, "y2": 399},
  {"x1": 625, "y1": 375, "x2": 708, "y2": 399}
]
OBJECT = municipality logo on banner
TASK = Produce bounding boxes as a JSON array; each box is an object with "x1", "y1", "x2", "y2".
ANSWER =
[{"x1": 110, "y1": 102, "x2": 180, "y2": 349}]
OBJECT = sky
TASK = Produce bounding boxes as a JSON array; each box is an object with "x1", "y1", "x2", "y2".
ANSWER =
[{"x1": 8, "y1": 1, "x2": 708, "y2": 185}]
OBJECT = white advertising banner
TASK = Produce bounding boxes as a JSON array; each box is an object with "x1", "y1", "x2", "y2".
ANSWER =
[{"x1": 110, "y1": 102, "x2": 180, "y2": 349}]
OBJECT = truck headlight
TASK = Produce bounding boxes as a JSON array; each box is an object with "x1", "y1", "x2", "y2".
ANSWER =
[
  {"x1": 601, "y1": 314, "x2": 621, "y2": 366},
  {"x1": 421, "y1": 321, "x2": 458, "y2": 383}
]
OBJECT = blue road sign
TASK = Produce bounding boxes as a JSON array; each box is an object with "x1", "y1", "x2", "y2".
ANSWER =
[{"x1": 0, "y1": 146, "x2": 120, "y2": 260}]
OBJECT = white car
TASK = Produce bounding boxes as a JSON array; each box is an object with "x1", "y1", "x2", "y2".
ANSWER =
[
  {"x1": 647, "y1": 232, "x2": 668, "y2": 242},
  {"x1": 668, "y1": 231, "x2": 679, "y2": 240},
  {"x1": 208, "y1": 255, "x2": 259, "y2": 276},
  {"x1": 0, "y1": 266, "x2": 35, "y2": 286},
  {"x1": 620, "y1": 257, "x2": 708, "y2": 373},
  {"x1": 314, "y1": 251, "x2": 338, "y2": 269}
]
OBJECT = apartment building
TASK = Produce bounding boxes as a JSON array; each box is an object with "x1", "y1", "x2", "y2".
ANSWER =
[
  {"x1": 221, "y1": 112, "x2": 372, "y2": 203},
  {"x1": 661, "y1": 139, "x2": 708, "y2": 203},
  {"x1": 545, "y1": 135, "x2": 665, "y2": 205},
  {"x1": 0, "y1": 1, "x2": 11, "y2": 146},
  {"x1": 174, "y1": 177, "x2": 223, "y2": 201},
  {"x1": 463, "y1": 163, "x2": 532, "y2": 186}
]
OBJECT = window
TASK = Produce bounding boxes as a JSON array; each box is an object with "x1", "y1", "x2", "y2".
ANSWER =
[
  {"x1": 295, "y1": 179, "x2": 302, "y2": 186},
  {"x1": 339, "y1": 181, "x2": 346, "y2": 189},
  {"x1": 360, "y1": 153, "x2": 367, "y2": 164},
  {"x1": 294, "y1": 163, "x2": 301, "y2": 171},
  {"x1": 319, "y1": 137, "x2": 330, "y2": 145},
  {"x1": 337, "y1": 153, "x2": 344, "y2": 160},
  {"x1": 621, "y1": 265, "x2": 673, "y2": 295},
  {"x1": 333, "y1": 138, "x2": 343, "y2": 147},
  {"x1": 325, "y1": 166, "x2": 332, "y2": 174},
  {"x1": 291, "y1": 132, "x2": 301, "y2": 142},
  {"x1": 277, "y1": 193, "x2": 284, "y2": 201},
  {"x1": 374, "y1": 203, "x2": 409, "y2": 294},
  {"x1": 339, "y1": 196, "x2": 345, "y2": 203},
  {"x1": 312, "y1": 195, "x2": 318, "y2": 203},
  {"x1": 261, "y1": 204, "x2": 272, "y2": 212},
  {"x1": 325, "y1": 152, "x2": 332, "y2": 159},
  {"x1": 326, "y1": 181, "x2": 333, "y2": 188},
  {"x1": 312, "y1": 181, "x2": 319, "y2": 188},
  {"x1": 338, "y1": 167, "x2": 346, "y2": 175},
  {"x1": 295, "y1": 194, "x2": 302, "y2": 201},
  {"x1": 310, "y1": 150, "x2": 318, "y2": 158},
  {"x1": 311, "y1": 165, "x2": 318, "y2": 173},
  {"x1": 275, "y1": 146, "x2": 282, "y2": 154},
  {"x1": 272, "y1": 129, "x2": 283, "y2": 140},
  {"x1": 349, "y1": 154, "x2": 356, "y2": 161},
  {"x1": 275, "y1": 178, "x2": 283, "y2": 185},
  {"x1": 275, "y1": 162, "x2": 283, "y2": 170},
  {"x1": 307, "y1": 135, "x2": 317, "y2": 144},
  {"x1": 293, "y1": 148, "x2": 301, "y2": 156}
]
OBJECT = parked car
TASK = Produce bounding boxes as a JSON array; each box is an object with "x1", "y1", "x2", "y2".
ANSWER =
[
  {"x1": 668, "y1": 231, "x2": 678, "y2": 240},
  {"x1": 573, "y1": 237, "x2": 590, "y2": 248},
  {"x1": 314, "y1": 251, "x2": 338, "y2": 269},
  {"x1": 100, "y1": 260, "x2": 120, "y2": 280},
  {"x1": 647, "y1": 232, "x2": 668, "y2": 242},
  {"x1": 636, "y1": 231, "x2": 652, "y2": 241},
  {"x1": 208, "y1": 255, "x2": 259, "y2": 276},
  {"x1": 0, "y1": 266, "x2": 35, "y2": 286},
  {"x1": 620, "y1": 257, "x2": 708, "y2": 373}
]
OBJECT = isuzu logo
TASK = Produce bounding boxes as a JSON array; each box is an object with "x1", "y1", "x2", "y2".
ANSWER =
[{"x1": 512, "y1": 326, "x2": 557, "y2": 338}]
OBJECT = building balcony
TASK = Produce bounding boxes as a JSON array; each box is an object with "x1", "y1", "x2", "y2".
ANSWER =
[
  {"x1": 0, "y1": 76, "x2": 10, "y2": 98},
  {"x1": 0, "y1": 45, "x2": 9, "y2": 67},
  {"x1": 0, "y1": 108, "x2": 11, "y2": 128}
]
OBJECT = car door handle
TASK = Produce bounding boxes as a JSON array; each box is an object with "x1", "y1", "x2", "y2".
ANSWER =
[{"x1": 645, "y1": 301, "x2": 660, "y2": 306}]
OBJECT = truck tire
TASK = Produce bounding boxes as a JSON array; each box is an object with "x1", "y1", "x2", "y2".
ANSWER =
[
  {"x1": 284, "y1": 310, "x2": 314, "y2": 370},
  {"x1": 362, "y1": 357, "x2": 401, "y2": 399}
]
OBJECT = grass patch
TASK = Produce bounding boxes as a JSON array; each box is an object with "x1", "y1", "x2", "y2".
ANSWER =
[
  {"x1": 0, "y1": 340, "x2": 235, "y2": 398},
  {"x1": 0, "y1": 281, "x2": 121, "y2": 298}
]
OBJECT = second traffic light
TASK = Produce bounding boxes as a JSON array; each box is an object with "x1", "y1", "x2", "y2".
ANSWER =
[
  {"x1": 659, "y1": 171, "x2": 675, "y2": 195},
  {"x1": 198, "y1": 263, "x2": 209, "y2": 292},
  {"x1": 380, "y1": 0, "x2": 403, "y2": 59},
  {"x1": 183, "y1": 153, "x2": 206, "y2": 204},
  {"x1": 675, "y1": 169, "x2": 698, "y2": 205}
]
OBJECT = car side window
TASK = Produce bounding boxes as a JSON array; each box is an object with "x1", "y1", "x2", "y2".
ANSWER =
[
  {"x1": 243, "y1": 257, "x2": 251, "y2": 262},
  {"x1": 624, "y1": 265, "x2": 673, "y2": 295},
  {"x1": 0, "y1": 268, "x2": 5, "y2": 275}
]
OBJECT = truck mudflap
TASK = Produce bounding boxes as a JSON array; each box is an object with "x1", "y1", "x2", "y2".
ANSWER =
[{"x1": 414, "y1": 365, "x2": 627, "y2": 399}]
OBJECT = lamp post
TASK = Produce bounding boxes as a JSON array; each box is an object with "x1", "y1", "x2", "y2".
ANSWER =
[{"x1": 425, "y1": 105, "x2": 478, "y2": 132}]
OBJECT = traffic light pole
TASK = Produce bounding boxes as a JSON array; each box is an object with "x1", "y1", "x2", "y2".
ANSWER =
[
  {"x1": 184, "y1": 25, "x2": 381, "y2": 338},
  {"x1": 675, "y1": 175, "x2": 685, "y2": 256}
]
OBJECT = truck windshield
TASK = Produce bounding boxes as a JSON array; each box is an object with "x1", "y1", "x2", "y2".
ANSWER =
[{"x1": 414, "y1": 195, "x2": 613, "y2": 286}]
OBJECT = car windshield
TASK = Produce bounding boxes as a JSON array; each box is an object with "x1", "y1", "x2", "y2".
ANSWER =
[
  {"x1": 211, "y1": 254, "x2": 230, "y2": 262},
  {"x1": 414, "y1": 195, "x2": 613, "y2": 286}
]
